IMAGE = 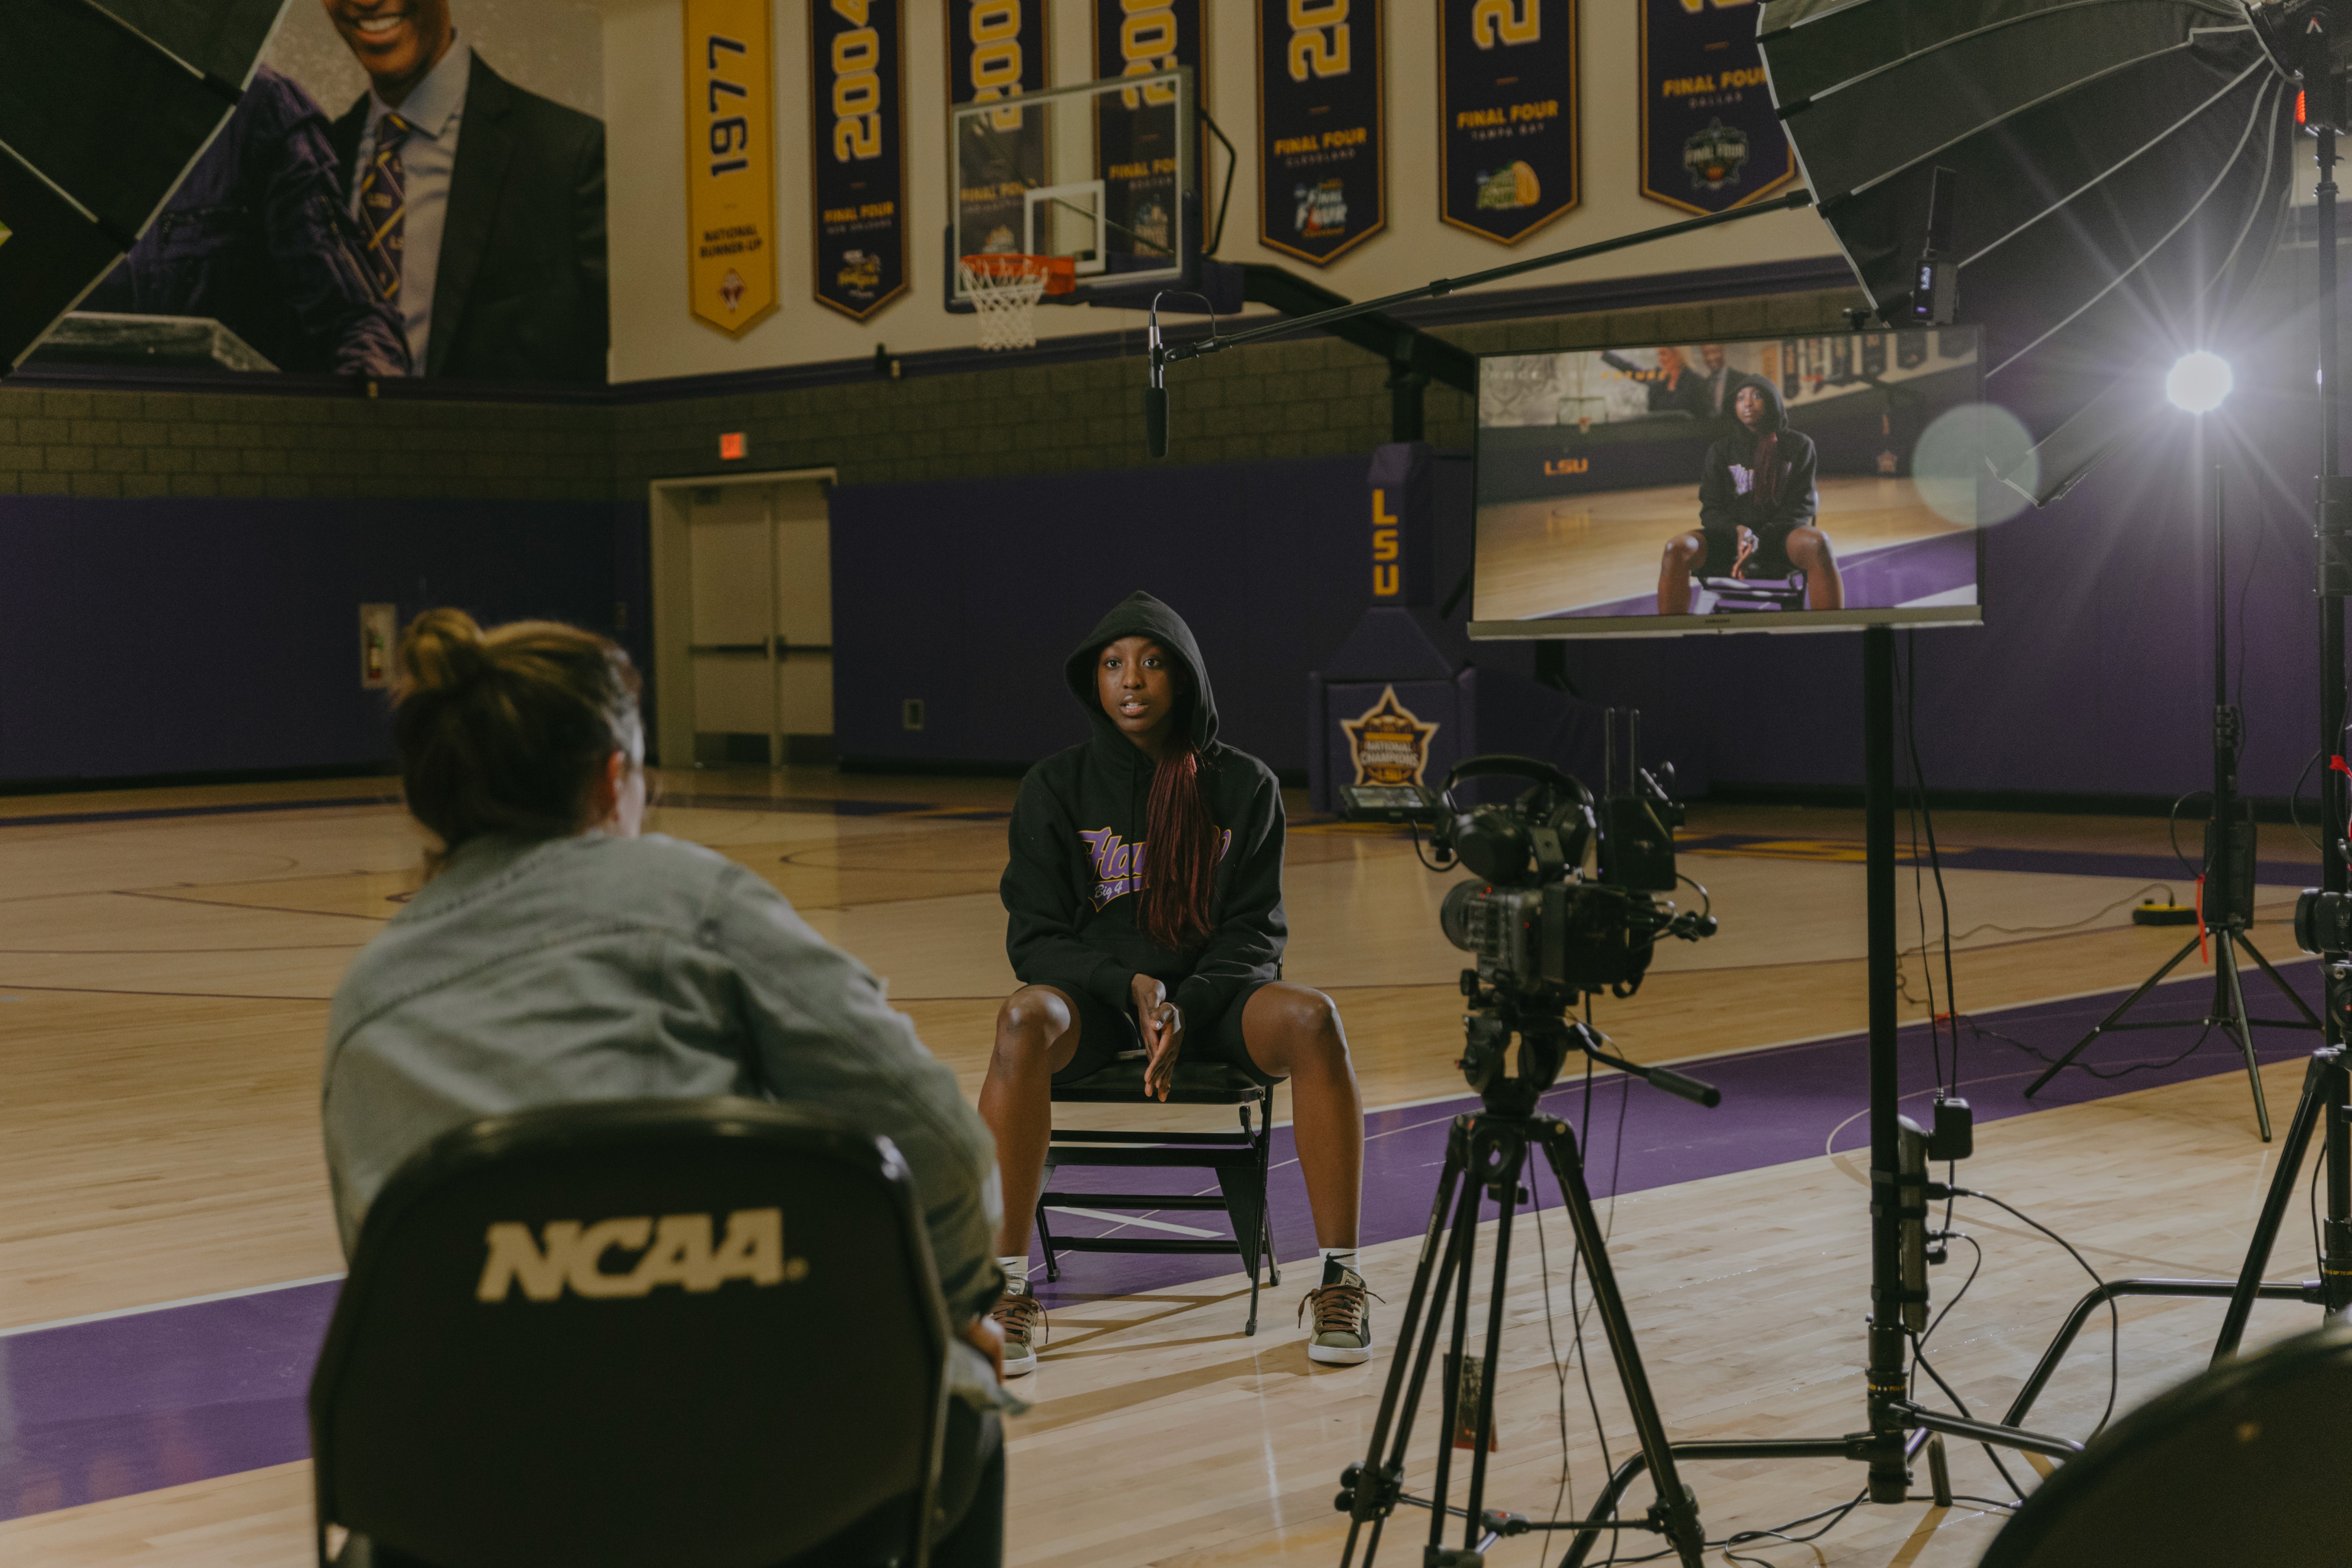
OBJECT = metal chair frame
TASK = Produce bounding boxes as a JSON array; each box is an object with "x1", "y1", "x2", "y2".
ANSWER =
[{"x1": 1033, "y1": 1063, "x2": 1283, "y2": 1333}]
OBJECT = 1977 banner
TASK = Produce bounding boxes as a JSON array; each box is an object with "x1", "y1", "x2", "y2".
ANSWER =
[
  {"x1": 947, "y1": 1, "x2": 1049, "y2": 257},
  {"x1": 1437, "y1": 0, "x2": 1578, "y2": 244},
  {"x1": 1639, "y1": 0, "x2": 1793, "y2": 216},
  {"x1": 811, "y1": 0, "x2": 908, "y2": 319},
  {"x1": 1094, "y1": 0, "x2": 1206, "y2": 273},
  {"x1": 1257, "y1": 0, "x2": 1385, "y2": 266}
]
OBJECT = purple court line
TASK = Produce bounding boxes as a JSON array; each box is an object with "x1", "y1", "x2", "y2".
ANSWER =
[
  {"x1": 1676, "y1": 833, "x2": 2318, "y2": 889},
  {"x1": 0, "y1": 795, "x2": 397, "y2": 830},
  {"x1": 0, "y1": 962, "x2": 2322, "y2": 1524},
  {"x1": 1543, "y1": 532, "x2": 1974, "y2": 621}
]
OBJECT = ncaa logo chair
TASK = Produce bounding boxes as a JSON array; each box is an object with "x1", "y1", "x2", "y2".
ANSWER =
[{"x1": 310, "y1": 1098, "x2": 953, "y2": 1568}]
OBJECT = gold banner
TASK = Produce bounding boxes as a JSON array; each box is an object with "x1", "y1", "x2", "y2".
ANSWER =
[{"x1": 685, "y1": 0, "x2": 777, "y2": 335}]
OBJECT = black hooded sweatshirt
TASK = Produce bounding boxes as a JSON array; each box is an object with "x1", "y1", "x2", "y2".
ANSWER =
[
  {"x1": 1696, "y1": 379, "x2": 1818, "y2": 570},
  {"x1": 1001, "y1": 592, "x2": 1286, "y2": 1035}
]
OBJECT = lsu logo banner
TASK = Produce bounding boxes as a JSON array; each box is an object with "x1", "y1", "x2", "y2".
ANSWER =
[
  {"x1": 477, "y1": 1207, "x2": 805, "y2": 1303},
  {"x1": 1638, "y1": 0, "x2": 1793, "y2": 216},
  {"x1": 811, "y1": 0, "x2": 910, "y2": 319},
  {"x1": 1256, "y1": 0, "x2": 1386, "y2": 266},
  {"x1": 1437, "y1": 0, "x2": 1579, "y2": 245},
  {"x1": 1342, "y1": 686, "x2": 1438, "y2": 786},
  {"x1": 685, "y1": 0, "x2": 778, "y2": 335}
]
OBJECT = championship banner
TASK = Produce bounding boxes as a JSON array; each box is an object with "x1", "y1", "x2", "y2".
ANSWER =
[
  {"x1": 1638, "y1": 0, "x2": 1793, "y2": 216},
  {"x1": 947, "y1": 1, "x2": 1050, "y2": 257},
  {"x1": 1437, "y1": 0, "x2": 1578, "y2": 245},
  {"x1": 686, "y1": 0, "x2": 777, "y2": 335},
  {"x1": 1093, "y1": 0, "x2": 1206, "y2": 271},
  {"x1": 1256, "y1": 0, "x2": 1385, "y2": 265},
  {"x1": 811, "y1": 0, "x2": 908, "y2": 320}
]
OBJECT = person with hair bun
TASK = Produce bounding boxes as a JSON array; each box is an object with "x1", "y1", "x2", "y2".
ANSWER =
[
  {"x1": 980, "y1": 592, "x2": 1368, "y2": 1378},
  {"x1": 323, "y1": 609, "x2": 1009, "y2": 1567}
]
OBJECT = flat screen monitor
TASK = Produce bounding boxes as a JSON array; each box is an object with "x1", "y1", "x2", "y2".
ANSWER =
[{"x1": 1468, "y1": 328, "x2": 1985, "y2": 637}]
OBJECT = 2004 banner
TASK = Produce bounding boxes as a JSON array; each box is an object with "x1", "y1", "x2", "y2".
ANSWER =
[
  {"x1": 811, "y1": 0, "x2": 909, "y2": 320},
  {"x1": 1639, "y1": 0, "x2": 1792, "y2": 216},
  {"x1": 686, "y1": 0, "x2": 776, "y2": 336},
  {"x1": 948, "y1": 1, "x2": 1050, "y2": 258},
  {"x1": 1437, "y1": 0, "x2": 1578, "y2": 245},
  {"x1": 1256, "y1": 0, "x2": 1385, "y2": 267},
  {"x1": 1094, "y1": 0, "x2": 1206, "y2": 276}
]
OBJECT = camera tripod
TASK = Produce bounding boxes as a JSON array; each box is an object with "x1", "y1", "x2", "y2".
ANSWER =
[{"x1": 1334, "y1": 1000, "x2": 1726, "y2": 1568}]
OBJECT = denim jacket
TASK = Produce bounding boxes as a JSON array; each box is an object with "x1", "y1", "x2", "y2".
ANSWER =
[{"x1": 321, "y1": 831, "x2": 1004, "y2": 1329}]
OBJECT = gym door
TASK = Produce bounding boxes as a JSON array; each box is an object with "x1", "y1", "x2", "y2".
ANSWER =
[{"x1": 684, "y1": 479, "x2": 833, "y2": 766}]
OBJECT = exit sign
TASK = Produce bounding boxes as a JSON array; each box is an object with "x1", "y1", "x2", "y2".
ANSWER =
[{"x1": 719, "y1": 432, "x2": 746, "y2": 460}]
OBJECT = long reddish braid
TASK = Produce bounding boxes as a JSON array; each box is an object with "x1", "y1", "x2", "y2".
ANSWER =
[{"x1": 1140, "y1": 741, "x2": 1218, "y2": 951}]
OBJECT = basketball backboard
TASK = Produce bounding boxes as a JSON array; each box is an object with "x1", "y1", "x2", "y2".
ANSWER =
[{"x1": 949, "y1": 67, "x2": 1196, "y2": 309}]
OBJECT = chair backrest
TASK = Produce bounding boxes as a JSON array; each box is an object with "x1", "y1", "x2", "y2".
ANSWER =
[
  {"x1": 310, "y1": 1098, "x2": 949, "y2": 1568},
  {"x1": 1979, "y1": 1326, "x2": 2352, "y2": 1566}
]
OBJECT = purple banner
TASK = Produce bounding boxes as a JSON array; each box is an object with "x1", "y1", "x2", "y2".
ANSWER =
[
  {"x1": 947, "y1": 1, "x2": 1049, "y2": 258},
  {"x1": 1438, "y1": 0, "x2": 1579, "y2": 245},
  {"x1": 1256, "y1": 0, "x2": 1385, "y2": 266},
  {"x1": 1639, "y1": 0, "x2": 1793, "y2": 216},
  {"x1": 811, "y1": 0, "x2": 908, "y2": 320},
  {"x1": 1094, "y1": 0, "x2": 1206, "y2": 274}
]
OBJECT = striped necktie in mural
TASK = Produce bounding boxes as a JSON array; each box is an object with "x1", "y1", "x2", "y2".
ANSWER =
[{"x1": 356, "y1": 112, "x2": 415, "y2": 303}]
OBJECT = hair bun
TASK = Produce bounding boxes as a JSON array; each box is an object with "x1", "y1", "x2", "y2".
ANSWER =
[{"x1": 397, "y1": 607, "x2": 488, "y2": 697}]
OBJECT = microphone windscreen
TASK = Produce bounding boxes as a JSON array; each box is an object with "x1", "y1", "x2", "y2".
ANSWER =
[{"x1": 1144, "y1": 385, "x2": 1168, "y2": 459}]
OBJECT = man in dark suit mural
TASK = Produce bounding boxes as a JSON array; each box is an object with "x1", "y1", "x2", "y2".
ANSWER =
[{"x1": 321, "y1": 0, "x2": 608, "y2": 384}]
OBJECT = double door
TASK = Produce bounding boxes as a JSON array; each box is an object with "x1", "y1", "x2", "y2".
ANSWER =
[{"x1": 684, "y1": 479, "x2": 833, "y2": 766}]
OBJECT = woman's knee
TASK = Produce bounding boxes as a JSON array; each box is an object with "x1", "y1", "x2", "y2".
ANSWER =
[
  {"x1": 1787, "y1": 526, "x2": 1834, "y2": 564},
  {"x1": 1661, "y1": 533, "x2": 1706, "y2": 570},
  {"x1": 993, "y1": 986, "x2": 1072, "y2": 1061},
  {"x1": 1256, "y1": 984, "x2": 1350, "y2": 1068}
]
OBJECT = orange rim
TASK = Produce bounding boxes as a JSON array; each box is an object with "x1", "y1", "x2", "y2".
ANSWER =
[{"x1": 958, "y1": 253, "x2": 1076, "y2": 295}]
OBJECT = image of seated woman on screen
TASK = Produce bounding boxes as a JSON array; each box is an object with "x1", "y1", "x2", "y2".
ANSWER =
[{"x1": 1657, "y1": 380, "x2": 1845, "y2": 613}]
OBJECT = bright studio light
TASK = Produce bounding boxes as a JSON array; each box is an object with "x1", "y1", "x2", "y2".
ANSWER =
[{"x1": 2166, "y1": 350, "x2": 2234, "y2": 414}]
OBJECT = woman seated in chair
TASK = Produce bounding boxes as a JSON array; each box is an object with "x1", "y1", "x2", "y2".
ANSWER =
[
  {"x1": 980, "y1": 591, "x2": 1368, "y2": 1377},
  {"x1": 322, "y1": 610, "x2": 1007, "y2": 1566},
  {"x1": 1657, "y1": 380, "x2": 1844, "y2": 613}
]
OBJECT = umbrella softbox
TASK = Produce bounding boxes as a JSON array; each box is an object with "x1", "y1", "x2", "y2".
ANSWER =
[
  {"x1": 1758, "y1": 0, "x2": 2298, "y2": 501},
  {"x1": 0, "y1": 0, "x2": 290, "y2": 371}
]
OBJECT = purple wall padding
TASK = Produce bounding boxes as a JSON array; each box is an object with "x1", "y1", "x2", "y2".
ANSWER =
[
  {"x1": 0, "y1": 496, "x2": 645, "y2": 783},
  {"x1": 829, "y1": 455, "x2": 1376, "y2": 773}
]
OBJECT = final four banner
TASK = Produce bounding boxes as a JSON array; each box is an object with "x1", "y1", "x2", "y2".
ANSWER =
[
  {"x1": 1437, "y1": 0, "x2": 1578, "y2": 244},
  {"x1": 1638, "y1": 0, "x2": 1793, "y2": 216},
  {"x1": 1256, "y1": 0, "x2": 1385, "y2": 265},
  {"x1": 1094, "y1": 0, "x2": 1206, "y2": 269},
  {"x1": 811, "y1": 0, "x2": 909, "y2": 320},
  {"x1": 948, "y1": 1, "x2": 1050, "y2": 256}
]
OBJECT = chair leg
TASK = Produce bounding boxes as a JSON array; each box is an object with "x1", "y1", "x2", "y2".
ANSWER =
[
  {"x1": 1259, "y1": 1087, "x2": 1279, "y2": 1288},
  {"x1": 1033, "y1": 1200, "x2": 1060, "y2": 1284}
]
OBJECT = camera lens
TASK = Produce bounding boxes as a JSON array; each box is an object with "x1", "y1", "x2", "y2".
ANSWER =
[{"x1": 1441, "y1": 880, "x2": 1486, "y2": 953}]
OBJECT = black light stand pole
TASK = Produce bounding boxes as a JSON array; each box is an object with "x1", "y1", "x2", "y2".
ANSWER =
[{"x1": 1861, "y1": 623, "x2": 1913, "y2": 1502}]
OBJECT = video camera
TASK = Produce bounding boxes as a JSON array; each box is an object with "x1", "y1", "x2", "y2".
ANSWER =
[{"x1": 1336, "y1": 717, "x2": 1717, "y2": 1010}]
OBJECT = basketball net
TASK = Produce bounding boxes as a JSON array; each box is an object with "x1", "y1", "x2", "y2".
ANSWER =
[{"x1": 957, "y1": 254, "x2": 1074, "y2": 351}]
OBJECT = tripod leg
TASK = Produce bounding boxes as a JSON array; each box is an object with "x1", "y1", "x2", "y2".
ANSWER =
[
  {"x1": 1339, "y1": 1117, "x2": 1477, "y2": 1568},
  {"x1": 2239, "y1": 932, "x2": 2325, "y2": 1028},
  {"x1": 1426, "y1": 1141, "x2": 1485, "y2": 1561},
  {"x1": 2215, "y1": 1051, "x2": 2334, "y2": 1361},
  {"x1": 2218, "y1": 931, "x2": 2275, "y2": 1141},
  {"x1": 1539, "y1": 1118, "x2": 1706, "y2": 1568},
  {"x1": 2023, "y1": 932, "x2": 2203, "y2": 1098},
  {"x1": 1460, "y1": 1136, "x2": 1523, "y2": 1552}
]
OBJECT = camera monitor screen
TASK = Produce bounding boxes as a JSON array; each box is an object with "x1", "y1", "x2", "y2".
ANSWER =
[{"x1": 1468, "y1": 328, "x2": 1985, "y2": 636}]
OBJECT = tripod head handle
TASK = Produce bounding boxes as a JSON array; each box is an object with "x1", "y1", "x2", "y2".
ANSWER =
[{"x1": 1567, "y1": 1020, "x2": 1722, "y2": 1108}]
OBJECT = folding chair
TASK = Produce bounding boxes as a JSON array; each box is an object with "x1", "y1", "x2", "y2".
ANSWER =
[
  {"x1": 310, "y1": 1097, "x2": 953, "y2": 1568},
  {"x1": 1033, "y1": 1059, "x2": 1282, "y2": 1334}
]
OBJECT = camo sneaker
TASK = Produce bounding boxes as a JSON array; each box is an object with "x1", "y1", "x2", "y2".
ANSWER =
[
  {"x1": 991, "y1": 1288, "x2": 1045, "y2": 1378},
  {"x1": 1299, "y1": 1269, "x2": 1376, "y2": 1365}
]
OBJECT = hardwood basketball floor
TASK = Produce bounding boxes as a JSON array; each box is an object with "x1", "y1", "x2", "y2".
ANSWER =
[{"x1": 0, "y1": 768, "x2": 2329, "y2": 1565}]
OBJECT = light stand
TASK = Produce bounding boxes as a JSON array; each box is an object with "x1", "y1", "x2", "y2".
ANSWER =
[{"x1": 2020, "y1": 460, "x2": 2322, "y2": 1136}]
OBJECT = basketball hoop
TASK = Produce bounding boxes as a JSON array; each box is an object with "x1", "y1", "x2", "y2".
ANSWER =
[{"x1": 956, "y1": 254, "x2": 1074, "y2": 351}]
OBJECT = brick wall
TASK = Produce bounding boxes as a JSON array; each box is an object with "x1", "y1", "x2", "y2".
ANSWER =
[{"x1": 0, "y1": 287, "x2": 1860, "y2": 504}]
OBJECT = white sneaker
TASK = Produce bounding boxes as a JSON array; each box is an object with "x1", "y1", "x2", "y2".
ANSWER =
[{"x1": 1299, "y1": 1269, "x2": 1376, "y2": 1366}]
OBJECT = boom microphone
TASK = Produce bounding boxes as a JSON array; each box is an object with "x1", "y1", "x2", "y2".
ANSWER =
[{"x1": 1145, "y1": 384, "x2": 1168, "y2": 459}]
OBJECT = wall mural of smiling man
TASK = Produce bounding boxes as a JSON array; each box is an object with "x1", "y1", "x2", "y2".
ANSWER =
[{"x1": 319, "y1": 0, "x2": 609, "y2": 384}]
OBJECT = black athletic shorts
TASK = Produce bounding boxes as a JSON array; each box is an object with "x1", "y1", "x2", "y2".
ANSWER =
[{"x1": 1048, "y1": 977, "x2": 1280, "y2": 1086}]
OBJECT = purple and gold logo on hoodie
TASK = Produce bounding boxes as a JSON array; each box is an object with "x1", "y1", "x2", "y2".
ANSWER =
[{"x1": 1079, "y1": 826, "x2": 1233, "y2": 910}]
